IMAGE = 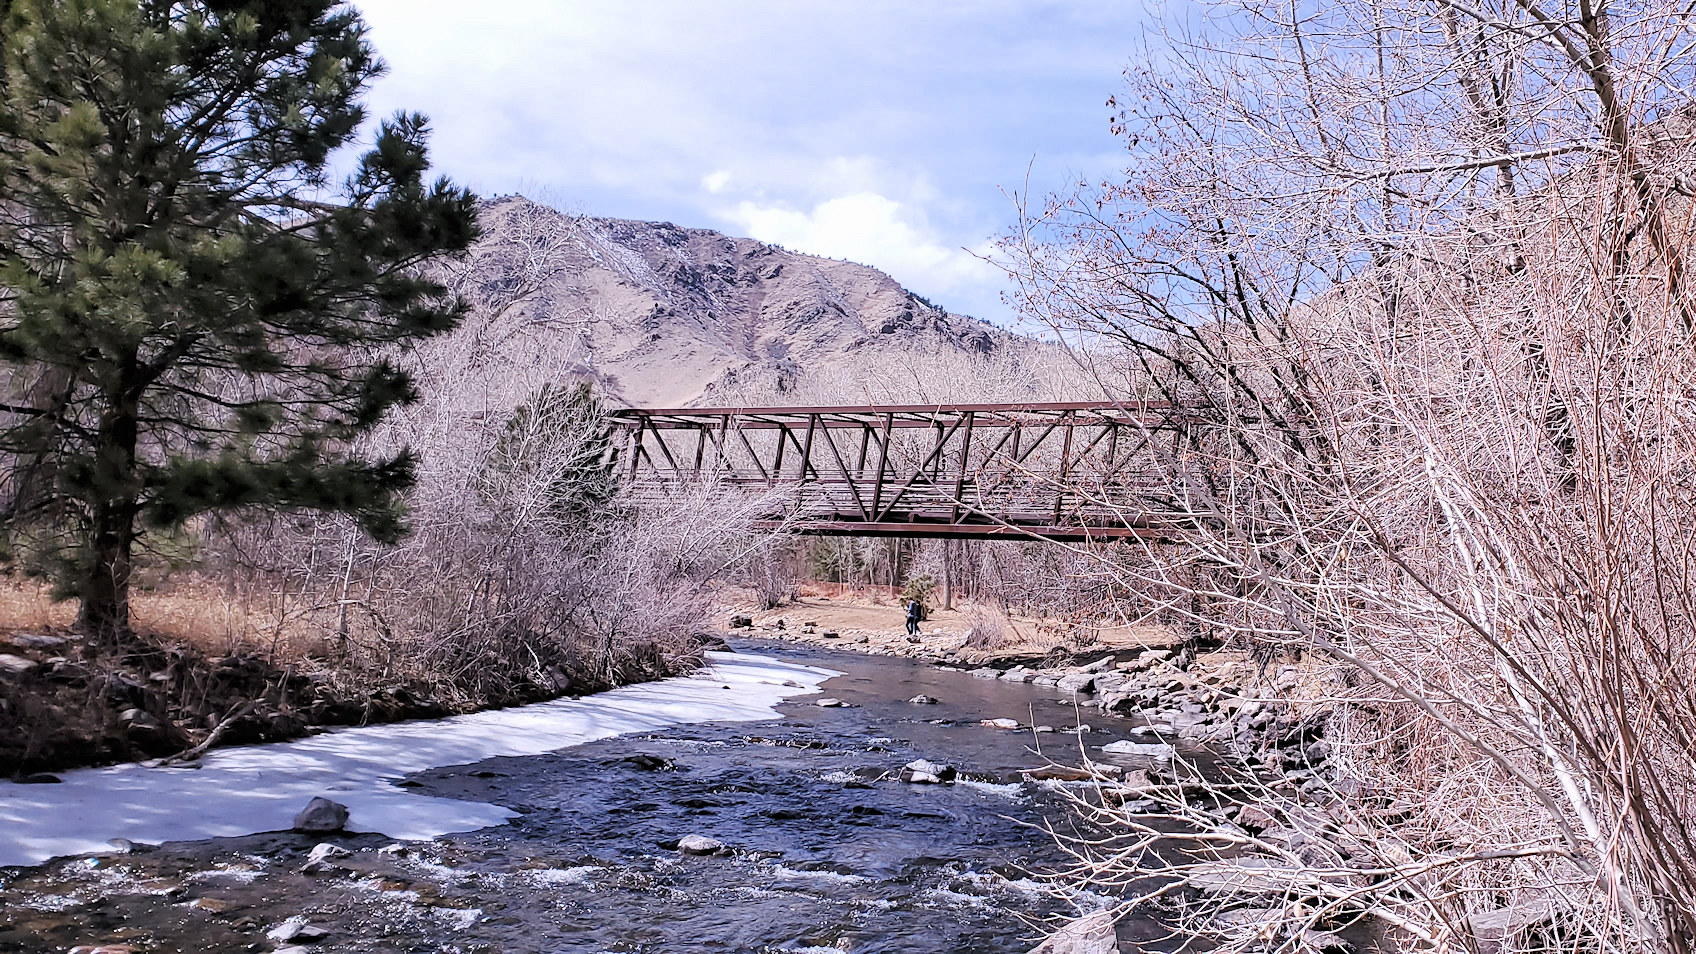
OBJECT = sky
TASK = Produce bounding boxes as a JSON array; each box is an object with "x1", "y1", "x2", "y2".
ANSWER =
[{"x1": 348, "y1": 1, "x2": 1155, "y2": 325}]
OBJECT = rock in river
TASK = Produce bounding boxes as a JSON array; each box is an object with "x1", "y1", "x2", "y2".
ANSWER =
[
  {"x1": 1099, "y1": 740, "x2": 1175, "y2": 761},
  {"x1": 267, "y1": 917, "x2": 330, "y2": 943},
  {"x1": 291, "y1": 796, "x2": 349, "y2": 832},
  {"x1": 677, "y1": 834, "x2": 728, "y2": 856},
  {"x1": 908, "y1": 694, "x2": 939, "y2": 705},
  {"x1": 899, "y1": 758, "x2": 957, "y2": 784}
]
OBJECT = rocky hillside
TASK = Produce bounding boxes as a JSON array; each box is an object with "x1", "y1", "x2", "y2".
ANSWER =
[{"x1": 449, "y1": 196, "x2": 1019, "y2": 408}]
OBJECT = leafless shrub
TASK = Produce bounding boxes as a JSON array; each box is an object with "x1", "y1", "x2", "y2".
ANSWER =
[
  {"x1": 1004, "y1": 1, "x2": 1696, "y2": 950},
  {"x1": 964, "y1": 601, "x2": 1014, "y2": 650}
]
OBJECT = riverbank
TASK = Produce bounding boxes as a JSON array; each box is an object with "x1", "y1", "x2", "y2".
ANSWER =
[{"x1": 0, "y1": 621, "x2": 710, "y2": 779}]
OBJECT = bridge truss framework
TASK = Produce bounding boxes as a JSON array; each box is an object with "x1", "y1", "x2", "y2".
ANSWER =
[{"x1": 608, "y1": 401, "x2": 1188, "y2": 542}]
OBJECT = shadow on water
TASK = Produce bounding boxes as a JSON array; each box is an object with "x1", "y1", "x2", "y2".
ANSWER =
[{"x1": 0, "y1": 640, "x2": 1179, "y2": 953}]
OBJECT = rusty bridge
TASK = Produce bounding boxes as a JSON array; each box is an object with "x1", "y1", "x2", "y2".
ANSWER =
[{"x1": 607, "y1": 401, "x2": 1187, "y2": 542}]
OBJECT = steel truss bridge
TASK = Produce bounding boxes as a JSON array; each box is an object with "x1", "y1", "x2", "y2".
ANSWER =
[{"x1": 607, "y1": 401, "x2": 1187, "y2": 542}]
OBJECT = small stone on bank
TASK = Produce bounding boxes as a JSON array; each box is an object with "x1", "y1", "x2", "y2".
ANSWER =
[
  {"x1": 981, "y1": 718, "x2": 1019, "y2": 730},
  {"x1": 815, "y1": 698, "x2": 846, "y2": 708},
  {"x1": 307, "y1": 843, "x2": 351, "y2": 863}
]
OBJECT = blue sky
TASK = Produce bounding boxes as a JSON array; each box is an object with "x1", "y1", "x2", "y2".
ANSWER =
[{"x1": 350, "y1": 2, "x2": 1155, "y2": 325}]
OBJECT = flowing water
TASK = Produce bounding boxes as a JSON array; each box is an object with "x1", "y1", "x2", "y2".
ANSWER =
[{"x1": 0, "y1": 641, "x2": 1169, "y2": 953}]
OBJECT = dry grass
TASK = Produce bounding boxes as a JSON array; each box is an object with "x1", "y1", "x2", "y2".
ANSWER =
[{"x1": 0, "y1": 576, "x2": 326, "y2": 663}]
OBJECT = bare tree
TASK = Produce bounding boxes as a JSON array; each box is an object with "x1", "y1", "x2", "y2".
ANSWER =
[{"x1": 1005, "y1": 2, "x2": 1696, "y2": 950}]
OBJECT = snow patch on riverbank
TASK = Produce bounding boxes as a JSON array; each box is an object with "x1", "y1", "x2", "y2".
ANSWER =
[{"x1": 0, "y1": 651, "x2": 834, "y2": 867}]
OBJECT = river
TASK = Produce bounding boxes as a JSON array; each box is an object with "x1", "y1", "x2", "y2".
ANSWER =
[{"x1": 0, "y1": 641, "x2": 1161, "y2": 953}]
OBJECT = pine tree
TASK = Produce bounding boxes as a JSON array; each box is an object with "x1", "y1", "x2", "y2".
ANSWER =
[{"x1": 0, "y1": 0, "x2": 479, "y2": 637}]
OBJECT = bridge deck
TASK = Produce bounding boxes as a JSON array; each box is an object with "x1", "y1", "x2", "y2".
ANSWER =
[{"x1": 609, "y1": 401, "x2": 1187, "y2": 541}]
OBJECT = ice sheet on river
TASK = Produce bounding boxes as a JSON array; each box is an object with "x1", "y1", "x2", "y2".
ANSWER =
[{"x1": 0, "y1": 651, "x2": 834, "y2": 867}]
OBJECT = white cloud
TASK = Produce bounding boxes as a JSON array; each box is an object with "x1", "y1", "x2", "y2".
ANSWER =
[
  {"x1": 723, "y1": 192, "x2": 1001, "y2": 306},
  {"x1": 347, "y1": 0, "x2": 1150, "y2": 322},
  {"x1": 701, "y1": 170, "x2": 732, "y2": 194}
]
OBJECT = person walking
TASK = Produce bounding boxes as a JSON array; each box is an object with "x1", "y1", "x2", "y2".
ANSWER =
[{"x1": 905, "y1": 600, "x2": 922, "y2": 638}]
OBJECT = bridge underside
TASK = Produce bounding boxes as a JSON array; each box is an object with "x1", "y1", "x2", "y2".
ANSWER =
[
  {"x1": 610, "y1": 401, "x2": 1187, "y2": 542},
  {"x1": 765, "y1": 520, "x2": 1163, "y2": 543}
]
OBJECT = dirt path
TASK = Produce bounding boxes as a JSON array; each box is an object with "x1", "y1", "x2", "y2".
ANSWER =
[{"x1": 726, "y1": 594, "x2": 1180, "y2": 667}]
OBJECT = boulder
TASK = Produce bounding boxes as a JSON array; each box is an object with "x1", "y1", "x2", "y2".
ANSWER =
[
  {"x1": 899, "y1": 758, "x2": 957, "y2": 784},
  {"x1": 1092, "y1": 672, "x2": 1127, "y2": 693},
  {"x1": 1468, "y1": 899, "x2": 1566, "y2": 954},
  {"x1": 981, "y1": 718, "x2": 1019, "y2": 729},
  {"x1": 969, "y1": 667, "x2": 1001, "y2": 679},
  {"x1": 10, "y1": 633, "x2": 66, "y2": 650},
  {"x1": 291, "y1": 796, "x2": 349, "y2": 833},
  {"x1": 1236, "y1": 804, "x2": 1279, "y2": 831},
  {"x1": 908, "y1": 694, "x2": 939, "y2": 705},
  {"x1": 1028, "y1": 909, "x2": 1117, "y2": 954},
  {"x1": 266, "y1": 917, "x2": 331, "y2": 943},
  {"x1": 1186, "y1": 856, "x2": 1305, "y2": 896},
  {"x1": 729, "y1": 614, "x2": 754, "y2": 628},
  {"x1": 0, "y1": 653, "x2": 37, "y2": 675},
  {"x1": 677, "y1": 834, "x2": 728, "y2": 856},
  {"x1": 1055, "y1": 672, "x2": 1097, "y2": 694}
]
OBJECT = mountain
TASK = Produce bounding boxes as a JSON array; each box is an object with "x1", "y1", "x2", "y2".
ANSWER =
[{"x1": 451, "y1": 196, "x2": 1019, "y2": 408}]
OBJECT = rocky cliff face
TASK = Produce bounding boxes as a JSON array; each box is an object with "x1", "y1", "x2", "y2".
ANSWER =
[{"x1": 455, "y1": 196, "x2": 1015, "y2": 408}]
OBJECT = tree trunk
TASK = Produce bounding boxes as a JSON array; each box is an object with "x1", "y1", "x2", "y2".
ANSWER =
[
  {"x1": 942, "y1": 539, "x2": 954, "y2": 610},
  {"x1": 75, "y1": 396, "x2": 140, "y2": 640}
]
